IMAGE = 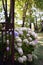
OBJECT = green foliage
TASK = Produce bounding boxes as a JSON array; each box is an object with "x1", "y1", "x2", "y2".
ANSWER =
[{"x1": 34, "y1": 0, "x2": 43, "y2": 10}]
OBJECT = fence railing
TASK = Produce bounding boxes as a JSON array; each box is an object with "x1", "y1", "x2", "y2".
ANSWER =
[{"x1": 0, "y1": 22, "x2": 14, "y2": 62}]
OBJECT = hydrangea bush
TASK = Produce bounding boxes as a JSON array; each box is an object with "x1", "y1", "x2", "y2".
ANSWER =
[{"x1": 14, "y1": 27, "x2": 38, "y2": 63}]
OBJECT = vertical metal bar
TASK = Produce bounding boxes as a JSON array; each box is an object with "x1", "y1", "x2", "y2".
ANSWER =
[
  {"x1": 2, "y1": 24, "x2": 3, "y2": 62},
  {"x1": 2, "y1": 24, "x2": 5, "y2": 62},
  {"x1": 2, "y1": 31, "x2": 3, "y2": 44},
  {"x1": 10, "y1": 0, "x2": 15, "y2": 64},
  {"x1": 5, "y1": 24, "x2": 8, "y2": 61}
]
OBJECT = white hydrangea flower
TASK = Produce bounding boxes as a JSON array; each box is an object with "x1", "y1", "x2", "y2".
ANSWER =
[
  {"x1": 27, "y1": 28, "x2": 31, "y2": 31},
  {"x1": 18, "y1": 31, "x2": 23, "y2": 35},
  {"x1": 31, "y1": 39, "x2": 38, "y2": 46},
  {"x1": 16, "y1": 37, "x2": 22, "y2": 43},
  {"x1": 27, "y1": 54, "x2": 32, "y2": 62},
  {"x1": 6, "y1": 47, "x2": 10, "y2": 51},
  {"x1": 28, "y1": 31, "x2": 31, "y2": 34},
  {"x1": 7, "y1": 40, "x2": 9, "y2": 45},
  {"x1": 22, "y1": 27, "x2": 27, "y2": 31},
  {"x1": 34, "y1": 34, "x2": 37, "y2": 39},
  {"x1": 10, "y1": 32, "x2": 12, "y2": 35},
  {"x1": 7, "y1": 31, "x2": 9, "y2": 34},
  {"x1": 31, "y1": 32, "x2": 37, "y2": 39},
  {"x1": 31, "y1": 31, "x2": 35, "y2": 36},
  {"x1": 22, "y1": 55, "x2": 27, "y2": 61},
  {"x1": 29, "y1": 42, "x2": 32, "y2": 45},
  {"x1": 29, "y1": 37, "x2": 32, "y2": 41},
  {"x1": 17, "y1": 43, "x2": 22, "y2": 47},
  {"x1": 18, "y1": 57, "x2": 24, "y2": 63},
  {"x1": 26, "y1": 34, "x2": 30, "y2": 37},
  {"x1": 17, "y1": 47, "x2": 23, "y2": 55},
  {"x1": 15, "y1": 36, "x2": 20, "y2": 39},
  {"x1": 23, "y1": 39, "x2": 29, "y2": 45}
]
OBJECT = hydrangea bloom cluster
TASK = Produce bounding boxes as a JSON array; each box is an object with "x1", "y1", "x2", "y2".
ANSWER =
[{"x1": 14, "y1": 27, "x2": 38, "y2": 63}]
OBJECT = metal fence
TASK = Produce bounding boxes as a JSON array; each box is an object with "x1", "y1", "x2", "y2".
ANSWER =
[{"x1": 0, "y1": 22, "x2": 14, "y2": 62}]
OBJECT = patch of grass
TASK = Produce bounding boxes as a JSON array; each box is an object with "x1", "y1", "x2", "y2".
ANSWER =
[
  {"x1": 33, "y1": 44, "x2": 43, "y2": 65},
  {"x1": 33, "y1": 33, "x2": 43, "y2": 65}
]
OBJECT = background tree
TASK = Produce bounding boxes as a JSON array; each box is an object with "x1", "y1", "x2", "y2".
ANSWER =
[
  {"x1": 2, "y1": 0, "x2": 10, "y2": 23},
  {"x1": 34, "y1": 0, "x2": 43, "y2": 10},
  {"x1": 22, "y1": 0, "x2": 34, "y2": 27}
]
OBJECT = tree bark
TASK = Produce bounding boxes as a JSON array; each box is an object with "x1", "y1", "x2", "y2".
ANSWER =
[
  {"x1": 29, "y1": 22, "x2": 31, "y2": 28},
  {"x1": 2, "y1": 0, "x2": 8, "y2": 22},
  {"x1": 22, "y1": 1, "x2": 28, "y2": 27},
  {"x1": 29, "y1": 10, "x2": 32, "y2": 29},
  {"x1": 35, "y1": 16, "x2": 38, "y2": 30}
]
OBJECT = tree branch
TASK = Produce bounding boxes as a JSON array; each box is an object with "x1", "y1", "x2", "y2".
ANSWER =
[{"x1": 2, "y1": 0, "x2": 5, "y2": 11}]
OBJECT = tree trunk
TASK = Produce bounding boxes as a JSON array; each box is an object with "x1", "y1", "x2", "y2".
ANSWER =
[
  {"x1": 35, "y1": 17, "x2": 38, "y2": 31},
  {"x1": 33, "y1": 22, "x2": 35, "y2": 30},
  {"x1": 29, "y1": 22, "x2": 31, "y2": 28},
  {"x1": 2, "y1": 0, "x2": 11, "y2": 23},
  {"x1": 22, "y1": 1, "x2": 28, "y2": 27},
  {"x1": 22, "y1": 16, "x2": 25, "y2": 27},
  {"x1": 29, "y1": 10, "x2": 32, "y2": 29}
]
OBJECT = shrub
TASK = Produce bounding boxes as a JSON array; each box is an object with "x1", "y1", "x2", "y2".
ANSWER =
[{"x1": 14, "y1": 27, "x2": 38, "y2": 63}]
